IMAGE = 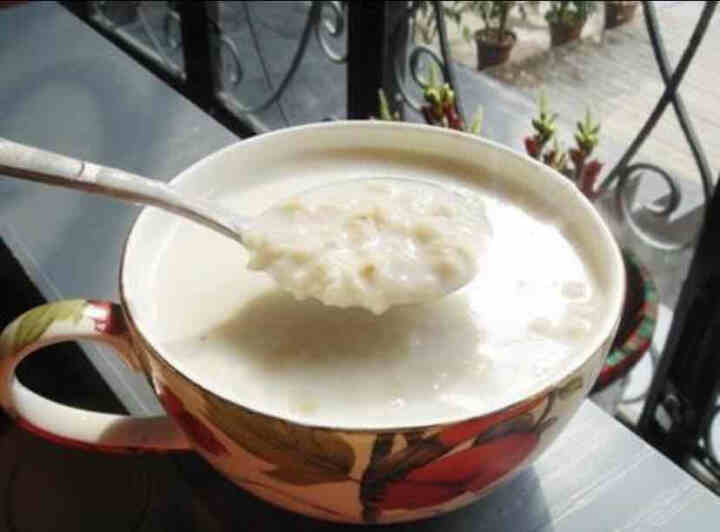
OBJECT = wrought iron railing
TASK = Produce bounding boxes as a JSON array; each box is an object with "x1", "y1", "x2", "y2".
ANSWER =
[
  {"x1": 608, "y1": 1, "x2": 717, "y2": 252},
  {"x1": 606, "y1": 1, "x2": 720, "y2": 495},
  {"x1": 63, "y1": 1, "x2": 353, "y2": 132}
]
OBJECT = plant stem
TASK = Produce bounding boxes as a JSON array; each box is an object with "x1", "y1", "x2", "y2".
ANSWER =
[{"x1": 499, "y1": 3, "x2": 508, "y2": 41}]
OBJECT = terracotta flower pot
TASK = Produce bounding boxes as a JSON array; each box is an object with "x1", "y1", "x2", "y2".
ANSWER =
[
  {"x1": 549, "y1": 19, "x2": 586, "y2": 46},
  {"x1": 474, "y1": 29, "x2": 516, "y2": 70},
  {"x1": 605, "y1": 1, "x2": 639, "y2": 29}
]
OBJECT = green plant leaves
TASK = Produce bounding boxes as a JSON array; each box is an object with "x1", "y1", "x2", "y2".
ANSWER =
[
  {"x1": 575, "y1": 108, "x2": 601, "y2": 152},
  {"x1": 377, "y1": 89, "x2": 396, "y2": 121},
  {"x1": 11, "y1": 300, "x2": 86, "y2": 353},
  {"x1": 204, "y1": 396, "x2": 355, "y2": 486}
]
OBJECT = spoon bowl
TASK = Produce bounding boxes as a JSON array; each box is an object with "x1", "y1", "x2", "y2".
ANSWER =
[{"x1": 245, "y1": 177, "x2": 489, "y2": 314}]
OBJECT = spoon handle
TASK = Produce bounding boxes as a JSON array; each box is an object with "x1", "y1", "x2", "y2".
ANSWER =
[{"x1": 0, "y1": 138, "x2": 246, "y2": 243}]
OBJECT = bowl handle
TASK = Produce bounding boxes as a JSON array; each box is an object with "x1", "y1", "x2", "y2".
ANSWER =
[{"x1": 0, "y1": 299, "x2": 190, "y2": 453}]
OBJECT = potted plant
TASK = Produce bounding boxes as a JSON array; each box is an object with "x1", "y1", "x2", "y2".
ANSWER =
[
  {"x1": 545, "y1": 1, "x2": 597, "y2": 46},
  {"x1": 462, "y1": 1, "x2": 518, "y2": 70},
  {"x1": 604, "y1": 1, "x2": 639, "y2": 29},
  {"x1": 377, "y1": 67, "x2": 483, "y2": 134},
  {"x1": 524, "y1": 93, "x2": 604, "y2": 196}
]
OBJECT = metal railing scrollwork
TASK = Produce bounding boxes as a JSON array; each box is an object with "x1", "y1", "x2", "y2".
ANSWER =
[
  {"x1": 206, "y1": 1, "x2": 347, "y2": 117},
  {"x1": 614, "y1": 163, "x2": 684, "y2": 251},
  {"x1": 83, "y1": 1, "x2": 351, "y2": 130},
  {"x1": 604, "y1": 1, "x2": 717, "y2": 251},
  {"x1": 316, "y1": 1, "x2": 348, "y2": 64},
  {"x1": 159, "y1": 5, "x2": 244, "y2": 87}
]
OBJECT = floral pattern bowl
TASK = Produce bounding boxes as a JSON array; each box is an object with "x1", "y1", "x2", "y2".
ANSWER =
[{"x1": 0, "y1": 121, "x2": 625, "y2": 524}]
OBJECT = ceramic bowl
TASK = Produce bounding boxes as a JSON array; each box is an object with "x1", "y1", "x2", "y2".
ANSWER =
[{"x1": 0, "y1": 121, "x2": 625, "y2": 523}]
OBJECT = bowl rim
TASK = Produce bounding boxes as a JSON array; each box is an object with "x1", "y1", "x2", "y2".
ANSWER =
[{"x1": 119, "y1": 120, "x2": 626, "y2": 432}]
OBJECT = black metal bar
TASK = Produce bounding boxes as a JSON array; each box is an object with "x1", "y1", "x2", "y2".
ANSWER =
[
  {"x1": 62, "y1": 0, "x2": 90, "y2": 19},
  {"x1": 347, "y1": 3, "x2": 406, "y2": 120},
  {"x1": 390, "y1": 2, "x2": 425, "y2": 112},
  {"x1": 347, "y1": 3, "x2": 386, "y2": 119},
  {"x1": 600, "y1": 1, "x2": 716, "y2": 190},
  {"x1": 385, "y1": 2, "x2": 409, "y2": 121},
  {"x1": 432, "y1": 0, "x2": 466, "y2": 124},
  {"x1": 638, "y1": 173, "x2": 720, "y2": 463},
  {"x1": 177, "y1": 2, "x2": 220, "y2": 114},
  {"x1": 61, "y1": 1, "x2": 259, "y2": 138}
]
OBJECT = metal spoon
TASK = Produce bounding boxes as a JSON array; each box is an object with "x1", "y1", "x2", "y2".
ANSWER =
[
  {"x1": 0, "y1": 138, "x2": 249, "y2": 245},
  {"x1": 0, "y1": 138, "x2": 482, "y2": 312}
]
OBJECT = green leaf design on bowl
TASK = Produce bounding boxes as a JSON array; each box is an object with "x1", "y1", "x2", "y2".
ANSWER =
[
  {"x1": 203, "y1": 396, "x2": 355, "y2": 486},
  {"x1": 10, "y1": 300, "x2": 86, "y2": 353}
]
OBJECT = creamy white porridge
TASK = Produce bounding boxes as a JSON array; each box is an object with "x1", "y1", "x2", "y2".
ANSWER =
[
  {"x1": 147, "y1": 173, "x2": 606, "y2": 427},
  {"x1": 242, "y1": 179, "x2": 489, "y2": 314}
]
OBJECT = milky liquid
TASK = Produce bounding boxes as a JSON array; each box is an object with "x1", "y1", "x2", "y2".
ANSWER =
[{"x1": 147, "y1": 176, "x2": 606, "y2": 428}]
